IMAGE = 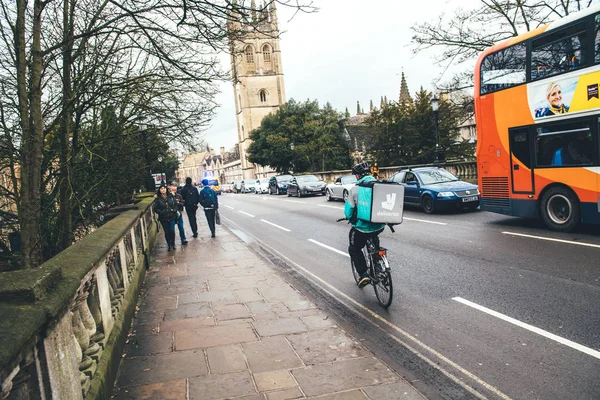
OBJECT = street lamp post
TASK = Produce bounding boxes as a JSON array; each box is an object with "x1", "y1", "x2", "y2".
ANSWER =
[
  {"x1": 430, "y1": 97, "x2": 443, "y2": 164},
  {"x1": 290, "y1": 142, "x2": 295, "y2": 173},
  {"x1": 138, "y1": 117, "x2": 156, "y2": 192},
  {"x1": 157, "y1": 156, "x2": 165, "y2": 185}
]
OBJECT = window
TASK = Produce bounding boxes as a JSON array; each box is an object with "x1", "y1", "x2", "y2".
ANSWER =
[
  {"x1": 535, "y1": 119, "x2": 594, "y2": 167},
  {"x1": 595, "y1": 14, "x2": 600, "y2": 63},
  {"x1": 390, "y1": 172, "x2": 405, "y2": 184},
  {"x1": 245, "y1": 46, "x2": 254, "y2": 63},
  {"x1": 481, "y1": 43, "x2": 527, "y2": 94},
  {"x1": 262, "y1": 44, "x2": 271, "y2": 62},
  {"x1": 531, "y1": 22, "x2": 586, "y2": 80},
  {"x1": 341, "y1": 176, "x2": 357, "y2": 185},
  {"x1": 259, "y1": 89, "x2": 267, "y2": 103},
  {"x1": 510, "y1": 128, "x2": 532, "y2": 168}
]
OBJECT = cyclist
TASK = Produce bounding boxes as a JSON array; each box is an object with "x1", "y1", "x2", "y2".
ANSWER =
[{"x1": 344, "y1": 162, "x2": 385, "y2": 288}]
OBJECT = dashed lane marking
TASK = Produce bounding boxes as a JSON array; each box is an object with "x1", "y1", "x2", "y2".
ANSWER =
[
  {"x1": 308, "y1": 239, "x2": 350, "y2": 258},
  {"x1": 222, "y1": 205, "x2": 235, "y2": 210},
  {"x1": 261, "y1": 219, "x2": 291, "y2": 232},
  {"x1": 318, "y1": 204, "x2": 344, "y2": 210},
  {"x1": 238, "y1": 210, "x2": 255, "y2": 218},
  {"x1": 453, "y1": 297, "x2": 600, "y2": 360},
  {"x1": 284, "y1": 199, "x2": 306, "y2": 204},
  {"x1": 502, "y1": 231, "x2": 600, "y2": 249},
  {"x1": 404, "y1": 217, "x2": 448, "y2": 225}
]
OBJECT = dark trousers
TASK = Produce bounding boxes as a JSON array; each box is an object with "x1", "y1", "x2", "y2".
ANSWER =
[
  {"x1": 348, "y1": 227, "x2": 382, "y2": 276},
  {"x1": 204, "y1": 208, "x2": 216, "y2": 236},
  {"x1": 185, "y1": 205, "x2": 198, "y2": 234},
  {"x1": 160, "y1": 219, "x2": 175, "y2": 246}
]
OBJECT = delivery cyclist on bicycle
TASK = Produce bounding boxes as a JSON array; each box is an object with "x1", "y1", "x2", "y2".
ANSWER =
[{"x1": 344, "y1": 162, "x2": 386, "y2": 288}]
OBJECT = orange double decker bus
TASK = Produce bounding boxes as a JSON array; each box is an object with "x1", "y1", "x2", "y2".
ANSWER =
[{"x1": 475, "y1": 5, "x2": 600, "y2": 232}]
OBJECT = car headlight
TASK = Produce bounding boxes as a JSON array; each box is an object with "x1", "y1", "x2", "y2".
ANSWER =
[{"x1": 437, "y1": 192, "x2": 454, "y2": 197}]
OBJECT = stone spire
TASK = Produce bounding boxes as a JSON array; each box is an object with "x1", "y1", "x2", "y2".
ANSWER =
[
  {"x1": 261, "y1": 1, "x2": 269, "y2": 22},
  {"x1": 345, "y1": 107, "x2": 350, "y2": 118},
  {"x1": 251, "y1": 0, "x2": 257, "y2": 21},
  {"x1": 380, "y1": 96, "x2": 384, "y2": 109},
  {"x1": 356, "y1": 101, "x2": 361, "y2": 115},
  {"x1": 399, "y1": 71, "x2": 412, "y2": 104},
  {"x1": 269, "y1": 0, "x2": 278, "y2": 28},
  {"x1": 369, "y1": 100, "x2": 374, "y2": 112},
  {"x1": 384, "y1": 95, "x2": 388, "y2": 105}
]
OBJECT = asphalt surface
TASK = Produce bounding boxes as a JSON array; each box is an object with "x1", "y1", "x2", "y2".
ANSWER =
[{"x1": 216, "y1": 191, "x2": 600, "y2": 400}]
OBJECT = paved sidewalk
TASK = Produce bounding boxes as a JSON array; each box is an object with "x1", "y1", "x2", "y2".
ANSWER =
[{"x1": 114, "y1": 214, "x2": 426, "y2": 400}]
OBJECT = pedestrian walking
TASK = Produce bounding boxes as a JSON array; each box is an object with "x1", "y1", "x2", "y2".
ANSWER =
[
  {"x1": 199, "y1": 178, "x2": 219, "y2": 238},
  {"x1": 153, "y1": 184, "x2": 177, "y2": 251},
  {"x1": 181, "y1": 177, "x2": 200, "y2": 238},
  {"x1": 168, "y1": 181, "x2": 188, "y2": 245}
]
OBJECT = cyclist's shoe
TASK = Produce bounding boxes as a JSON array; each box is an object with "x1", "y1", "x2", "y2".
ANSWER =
[{"x1": 358, "y1": 274, "x2": 370, "y2": 288}]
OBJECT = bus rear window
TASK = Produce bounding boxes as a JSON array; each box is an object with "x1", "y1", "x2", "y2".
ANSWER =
[{"x1": 480, "y1": 43, "x2": 526, "y2": 95}]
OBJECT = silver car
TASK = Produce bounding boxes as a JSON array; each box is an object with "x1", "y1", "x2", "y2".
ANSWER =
[{"x1": 325, "y1": 175, "x2": 357, "y2": 202}]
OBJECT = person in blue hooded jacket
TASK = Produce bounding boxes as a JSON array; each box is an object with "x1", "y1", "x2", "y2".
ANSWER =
[{"x1": 344, "y1": 162, "x2": 385, "y2": 288}]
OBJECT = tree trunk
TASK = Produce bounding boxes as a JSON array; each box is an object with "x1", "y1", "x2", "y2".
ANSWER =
[
  {"x1": 19, "y1": 0, "x2": 45, "y2": 268},
  {"x1": 59, "y1": 0, "x2": 74, "y2": 250}
]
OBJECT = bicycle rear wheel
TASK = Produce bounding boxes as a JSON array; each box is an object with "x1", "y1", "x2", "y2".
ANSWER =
[
  {"x1": 373, "y1": 255, "x2": 393, "y2": 308},
  {"x1": 351, "y1": 247, "x2": 370, "y2": 284}
]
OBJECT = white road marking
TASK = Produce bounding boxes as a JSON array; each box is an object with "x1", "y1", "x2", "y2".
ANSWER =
[
  {"x1": 238, "y1": 210, "x2": 255, "y2": 218},
  {"x1": 284, "y1": 199, "x2": 306, "y2": 204},
  {"x1": 220, "y1": 215, "x2": 508, "y2": 400},
  {"x1": 308, "y1": 239, "x2": 350, "y2": 258},
  {"x1": 404, "y1": 217, "x2": 448, "y2": 225},
  {"x1": 453, "y1": 297, "x2": 600, "y2": 360},
  {"x1": 222, "y1": 204, "x2": 235, "y2": 210},
  {"x1": 502, "y1": 231, "x2": 600, "y2": 249},
  {"x1": 318, "y1": 204, "x2": 344, "y2": 210},
  {"x1": 260, "y1": 219, "x2": 291, "y2": 232}
]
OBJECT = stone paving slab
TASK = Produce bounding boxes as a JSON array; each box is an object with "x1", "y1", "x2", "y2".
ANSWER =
[
  {"x1": 291, "y1": 357, "x2": 399, "y2": 397},
  {"x1": 115, "y1": 217, "x2": 426, "y2": 400}
]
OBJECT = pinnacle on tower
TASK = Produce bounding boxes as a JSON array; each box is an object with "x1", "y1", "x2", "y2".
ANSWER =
[
  {"x1": 369, "y1": 100, "x2": 374, "y2": 112},
  {"x1": 251, "y1": 0, "x2": 257, "y2": 21},
  {"x1": 356, "y1": 101, "x2": 361, "y2": 115},
  {"x1": 380, "y1": 96, "x2": 384, "y2": 109},
  {"x1": 345, "y1": 107, "x2": 350, "y2": 119},
  {"x1": 399, "y1": 71, "x2": 412, "y2": 104},
  {"x1": 269, "y1": 0, "x2": 278, "y2": 27},
  {"x1": 384, "y1": 95, "x2": 388, "y2": 105},
  {"x1": 261, "y1": 1, "x2": 269, "y2": 22}
]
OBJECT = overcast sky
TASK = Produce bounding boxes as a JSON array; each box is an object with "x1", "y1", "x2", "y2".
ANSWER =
[{"x1": 203, "y1": 0, "x2": 477, "y2": 151}]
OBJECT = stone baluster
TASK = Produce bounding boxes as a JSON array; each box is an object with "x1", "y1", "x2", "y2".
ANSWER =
[
  {"x1": 6, "y1": 350, "x2": 44, "y2": 399},
  {"x1": 1, "y1": 366, "x2": 19, "y2": 400},
  {"x1": 87, "y1": 277, "x2": 106, "y2": 349},
  {"x1": 78, "y1": 283, "x2": 102, "y2": 366},
  {"x1": 69, "y1": 308, "x2": 91, "y2": 397}
]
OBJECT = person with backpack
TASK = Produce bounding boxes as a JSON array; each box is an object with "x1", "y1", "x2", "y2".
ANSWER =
[
  {"x1": 199, "y1": 178, "x2": 219, "y2": 238},
  {"x1": 181, "y1": 177, "x2": 200, "y2": 238},
  {"x1": 344, "y1": 162, "x2": 386, "y2": 288}
]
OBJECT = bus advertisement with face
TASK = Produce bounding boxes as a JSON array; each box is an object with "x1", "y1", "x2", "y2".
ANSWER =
[{"x1": 475, "y1": 5, "x2": 600, "y2": 232}]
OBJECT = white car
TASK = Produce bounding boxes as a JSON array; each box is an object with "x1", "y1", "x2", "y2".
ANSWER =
[
  {"x1": 325, "y1": 175, "x2": 357, "y2": 202},
  {"x1": 241, "y1": 179, "x2": 258, "y2": 193},
  {"x1": 255, "y1": 178, "x2": 270, "y2": 194}
]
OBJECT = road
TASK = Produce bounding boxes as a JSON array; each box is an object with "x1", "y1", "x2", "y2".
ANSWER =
[{"x1": 215, "y1": 191, "x2": 600, "y2": 400}]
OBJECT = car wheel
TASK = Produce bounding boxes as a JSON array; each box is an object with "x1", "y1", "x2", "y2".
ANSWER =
[
  {"x1": 342, "y1": 190, "x2": 349, "y2": 202},
  {"x1": 540, "y1": 186, "x2": 580, "y2": 232},
  {"x1": 325, "y1": 190, "x2": 332, "y2": 201},
  {"x1": 421, "y1": 194, "x2": 435, "y2": 214}
]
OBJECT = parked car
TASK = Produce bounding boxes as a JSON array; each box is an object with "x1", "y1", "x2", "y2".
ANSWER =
[
  {"x1": 388, "y1": 167, "x2": 480, "y2": 214},
  {"x1": 269, "y1": 174, "x2": 293, "y2": 195},
  {"x1": 255, "y1": 178, "x2": 270, "y2": 194},
  {"x1": 287, "y1": 174, "x2": 327, "y2": 197},
  {"x1": 325, "y1": 175, "x2": 357, "y2": 202},
  {"x1": 241, "y1": 179, "x2": 258, "y2": 193}
]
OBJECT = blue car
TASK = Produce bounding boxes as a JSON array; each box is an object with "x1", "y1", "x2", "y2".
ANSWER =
[{"x1": 389, "y1": 167, "x2": 480, "y2": 214}]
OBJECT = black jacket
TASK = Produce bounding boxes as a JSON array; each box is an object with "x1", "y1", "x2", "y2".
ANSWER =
[
  {"x1": 181, "y1": 184, "x2": 200, "y2": 207},
  {"x1": 154, "y1": 194, "x2": 177, "y2": 222}
]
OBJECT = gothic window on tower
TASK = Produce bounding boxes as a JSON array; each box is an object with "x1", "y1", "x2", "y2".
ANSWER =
[
  {"x1": 245, "y1": 46, "x2": 254, "y2": 64},
  {"x1": 259, "y1": 90, "x2": 267, "y2": 103},
  {"x1": 262, "y1": 44, "x2": 271, "y2": 62}
]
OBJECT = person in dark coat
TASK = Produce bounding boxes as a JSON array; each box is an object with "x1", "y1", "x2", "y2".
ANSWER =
[
  {"x1": 199, "y1": 178, "x2": 219, "y2": 238},
  {"x1": 153, "y1": 184, "x2": 177, "y2": 250},
  {"x1": 180, "y1": 177, "x2": 200, "y2": 238},
  {"x1": 168, "y1": 181, "x2": 188, "y2": 245}
]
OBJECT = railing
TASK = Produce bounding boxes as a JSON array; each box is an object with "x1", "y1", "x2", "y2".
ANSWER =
[
  {"x1": 312, "y1": 161, "x2": 478, "y2": 183},
  {"x1": 0, "y1": 194, "x2": 158, "y2": 400}
]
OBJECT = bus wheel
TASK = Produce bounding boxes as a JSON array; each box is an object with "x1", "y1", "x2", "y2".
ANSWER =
[{"x1": 540, "y1": 187, "x2": 580, "y2": 232}]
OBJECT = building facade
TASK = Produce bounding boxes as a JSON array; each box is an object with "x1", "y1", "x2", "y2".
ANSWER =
[
  {"x1": 228, "y1": 2, "x2": 286, "y2": 179},
  {"x1": 176, "y1": 147, "x2": 226, "y2": 185}
]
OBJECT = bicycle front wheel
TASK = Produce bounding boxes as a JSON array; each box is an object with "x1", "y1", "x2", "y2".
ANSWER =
[{"x1": 373, "y1": 255, "x2": 393, "y2": 308}]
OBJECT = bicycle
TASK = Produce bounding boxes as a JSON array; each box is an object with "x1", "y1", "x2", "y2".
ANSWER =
[{"x1": 338, "y1": 218, "x2": 395, "y2": 308}]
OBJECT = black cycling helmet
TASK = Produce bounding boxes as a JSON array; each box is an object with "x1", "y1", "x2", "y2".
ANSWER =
[{"x1": 351, "y1": 162, "x2": 370, "y2": 177}]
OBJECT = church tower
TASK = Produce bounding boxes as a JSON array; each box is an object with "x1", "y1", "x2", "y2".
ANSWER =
[{"x1": 228, "y1": 1, "x2": 286, "y2": 179}]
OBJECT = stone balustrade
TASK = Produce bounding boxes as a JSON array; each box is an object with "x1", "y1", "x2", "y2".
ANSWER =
[
  {"x1": 311, "y1": 160, "x2": 478, "y2": 183},
  {"x1": 0, "y1": 194, "x2": 158, "y2": 400}
]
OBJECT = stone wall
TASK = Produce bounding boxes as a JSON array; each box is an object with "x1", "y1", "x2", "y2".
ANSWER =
[
  {"x1": 0, "y1": 195, "x2": 158, "y2": 400},
  {"x1": 312, "y1": 161, "x2": 478, "y2": 183}
]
